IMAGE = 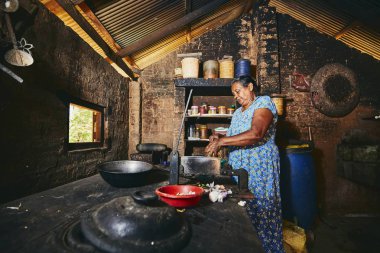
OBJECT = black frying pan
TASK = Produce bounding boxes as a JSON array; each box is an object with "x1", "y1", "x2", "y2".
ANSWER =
[{"x1": 97, "y1": 160, "x2": 154, "y2": 187}]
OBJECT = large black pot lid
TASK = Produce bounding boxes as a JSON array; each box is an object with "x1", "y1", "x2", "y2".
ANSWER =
[{"x1": 80, "y1": 195, "x2": 191, "y2": 253}]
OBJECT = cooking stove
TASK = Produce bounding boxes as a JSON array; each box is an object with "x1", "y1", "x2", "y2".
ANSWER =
[{"x1": 0, "y1": 167, "x2": 262, "y2": 253}]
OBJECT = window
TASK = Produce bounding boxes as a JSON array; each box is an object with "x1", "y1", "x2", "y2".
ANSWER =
[{"x1": 68, "y1": 100, "x2": 104, "y2": 150}]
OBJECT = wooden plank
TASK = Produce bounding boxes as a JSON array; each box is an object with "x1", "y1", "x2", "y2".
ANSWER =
[
  {"x1": 117, "y1": 0, "x2": 231, "y2": 57},
  {"x1": 174, "y1": 78, "x2": 234, "y2": 87},
  {"x1": 51, "y1": 0, "x2": 136, "y2": 79},
  {"x1": 334, "y1": 20, "x2": 361, "y2": 39}
]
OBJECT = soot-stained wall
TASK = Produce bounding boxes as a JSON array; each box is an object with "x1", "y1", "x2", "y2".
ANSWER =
[
  {"x1": 276, "y1": 14, "x2": 380, "y2": 214},
  {"x1": 138, "y1": 14, "x2": 255, "y2": 151},
  {"x1": 0, "y1": 5, "x2": 129, "y2": 204},
  {"x1": 138, "y1": 9, "x2": 380, "y2": 215}
]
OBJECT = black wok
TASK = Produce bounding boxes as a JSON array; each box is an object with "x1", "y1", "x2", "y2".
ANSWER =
[{"x1": 97, "y1": 160, "x2": 154, "y2": 187}]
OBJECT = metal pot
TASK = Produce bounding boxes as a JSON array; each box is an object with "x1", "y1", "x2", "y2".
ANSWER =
[
  {"x1": 181, "y1": 156, "x2": 220, "y2": 176},
  {"x1": 97, "y1": 160, "x2": 153, "y2": 187}
]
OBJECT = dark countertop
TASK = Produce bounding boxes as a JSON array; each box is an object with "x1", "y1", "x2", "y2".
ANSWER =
[{"x1": 0, "y1": 169, "x2": 264, "y2": 253}]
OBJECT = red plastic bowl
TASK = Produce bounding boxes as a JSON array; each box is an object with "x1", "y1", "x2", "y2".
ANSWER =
[{"x1": 155, "y1": 185, "x2": 204, "y2": 208}]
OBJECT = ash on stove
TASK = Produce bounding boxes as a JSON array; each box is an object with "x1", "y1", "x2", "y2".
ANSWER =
[{"x1": 60, "y1": 220, "x2": 102, "y2": 253}]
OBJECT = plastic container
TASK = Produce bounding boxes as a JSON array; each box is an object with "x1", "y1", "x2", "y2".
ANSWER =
[
  {"x1": 203, "y1": 60, "x2": 219, "y2": 79},
  {"x1": 271, "y1": 95, "x2": 284, "y2": 116},
  {"x1": 181, "y1": 57, "x2": 199, "y2": 78},
  {"x1": 227, "y1": 108, "x2": 235, "y2": 114},
  {"x1": 280, "y1": 144, "x2": 317, "y2": 230},
  {"x1": 235, "y1": 59, "x2": 251, "y2": 78},
  {"x1": 219, "y1": 58, "x2": 234, "y2": 78},
  {"x1": 155, "y1": 185, "x2": 204, "y2": 208}
]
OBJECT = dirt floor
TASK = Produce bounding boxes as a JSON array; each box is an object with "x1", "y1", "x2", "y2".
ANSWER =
[{"x1": 309, "y1": 216, "x2": 380, "y2": 253}]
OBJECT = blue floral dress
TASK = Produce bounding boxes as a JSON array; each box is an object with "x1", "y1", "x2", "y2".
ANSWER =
[{"x1": 227, "y1": 96, "x2": 284, "y2": 253}]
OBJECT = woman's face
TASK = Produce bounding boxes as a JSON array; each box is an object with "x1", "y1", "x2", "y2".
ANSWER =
[{"x1": 231, "y1": 82, "x2": 254, "y2": 107}]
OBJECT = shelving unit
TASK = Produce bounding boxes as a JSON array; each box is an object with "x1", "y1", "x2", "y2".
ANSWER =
[
  {"x1": 186, "y1": 114, "x2": 233, "y2": 118},
  {"x1": 174, "y1": 78, "x2": 236, "y2": 156}
]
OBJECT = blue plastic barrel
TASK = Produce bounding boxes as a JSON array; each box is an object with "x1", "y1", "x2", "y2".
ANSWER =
[
  {"x1": 235, "y1": 59, "x2": 251, "y2": 77},
  {"x1": 280, "y1": 145, "x2": 317, "y2": 230}
]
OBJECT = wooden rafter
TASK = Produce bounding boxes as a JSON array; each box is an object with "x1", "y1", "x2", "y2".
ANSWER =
[
  {"x1": 40, "y1": 0, "x2": 136, "y2": 79},
  {"x1": 75, "y1": 2, "x2": 141, "y2": 73},
  {"x1": 335, "y1": 20, "x2": 361, "y2": 39}
]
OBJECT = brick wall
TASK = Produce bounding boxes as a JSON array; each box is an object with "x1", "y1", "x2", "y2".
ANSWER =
[
  {"x1": 277, "y1": 14, "x2": 380, "y2": 214},
  {"x1": 139, "y1": 14, "x2": 254, "y2": 154},
  {"x1": 255, "y1": 6, "x2": 280, "y2": 95},
  {"x1": 0, "y1": 5, "x2": 129, "y2": 203}
]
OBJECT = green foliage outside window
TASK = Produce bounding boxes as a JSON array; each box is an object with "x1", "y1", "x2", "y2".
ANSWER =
[{"x1": 69, "y1": 105, "x2": 93, "y2": 143}]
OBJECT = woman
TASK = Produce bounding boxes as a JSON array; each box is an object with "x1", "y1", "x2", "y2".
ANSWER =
[{"x1": 205, "y1": 76, "x2": 284, "y2": 253}]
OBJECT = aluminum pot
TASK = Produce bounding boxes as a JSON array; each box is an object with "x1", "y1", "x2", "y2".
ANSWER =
[
  {"x1": 97, "y1": 160, "x2": 153, "y2": 187},
  {"x1": 181, "y1": 156, "x2": 221, "y2": 176}
]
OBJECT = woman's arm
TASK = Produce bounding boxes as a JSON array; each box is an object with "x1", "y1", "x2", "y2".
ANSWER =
[{"x1": 205, "y1": 108, "x2": 273, "y2": 155}]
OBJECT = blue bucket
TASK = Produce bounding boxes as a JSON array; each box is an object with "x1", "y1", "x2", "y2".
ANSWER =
[
  {"x1": 235, "y1": 59, "x2": 251, "y2": 78},
  {"x1": 280, "y1": 144, "x2": 317, "y2": 230}
]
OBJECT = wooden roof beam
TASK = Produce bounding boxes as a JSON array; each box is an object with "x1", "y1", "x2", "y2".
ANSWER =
[
  {"x1": 334, "y1": 20, "x2": 361, "y2": 39},
  {"x1": 117, "y1": 0, "x2": 231, "y2": 58},
  {"x1": 52, "y1": 0, "x2": 137, "y2": 79},
  {"x1": 75, "y1": 2, "x2": 141, "y2": 72}
]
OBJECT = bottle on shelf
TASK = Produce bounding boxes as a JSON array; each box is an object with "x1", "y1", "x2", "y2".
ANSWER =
[{"x1": 188, "y1": 124, "x2": 195, "y2": 138}]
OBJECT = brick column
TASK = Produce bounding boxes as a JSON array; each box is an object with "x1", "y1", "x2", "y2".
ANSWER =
[
  {"x1": 128, "y1": 79, "x2": 141, "y2": 157},
  {"x1": 256, "y1": 5, "x2": 280, "y2": 95},
  {"x1": 173, "y1": 86, "x2": 186, "y2": 155}
]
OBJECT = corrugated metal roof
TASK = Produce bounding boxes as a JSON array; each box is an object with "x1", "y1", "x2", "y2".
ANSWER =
[
  {"x1": 94, "y1": 0, "x2": 186, "y2": 48},
  {"x1": 132, "y1": 0, "x2": 246, "y2": 68},
  {"x1": 269, "y1": 0, "x2": 380, "y2": 60},
  {"x1": 40, "y1": 0, "x2": 380, "y2": 78}
]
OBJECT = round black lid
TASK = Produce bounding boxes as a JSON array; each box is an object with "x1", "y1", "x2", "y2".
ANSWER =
[{"x1": 80, "y1": 195, "x2": 190, "y2": 253}]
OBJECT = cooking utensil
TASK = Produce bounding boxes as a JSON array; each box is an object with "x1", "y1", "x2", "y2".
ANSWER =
[
  {"x1": 181, "y1": 156, "x2": 221, "y2": 176},
  {"x1": 0, "y1": 0, "x2": 19, "y2": 12},
  {"x1": 97, "y1": 160, "x2": 153, "y2": 187},
  {"x1": 4, "y1": 14, "x2": 34, "y2": 67},
  {"x1": 155, "y1": 185, "x2": 204, "y2": 208},
  {"x1": 169, "y1": 89, "x2": 193, "y2": 185},
  {"x1": 80, "y1": 196, "x2": 191, "y2": 253}
]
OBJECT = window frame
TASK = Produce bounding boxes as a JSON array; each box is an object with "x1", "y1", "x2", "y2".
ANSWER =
[{"x1": 67, "y1": 97, "x2": 105, "y2": 151}]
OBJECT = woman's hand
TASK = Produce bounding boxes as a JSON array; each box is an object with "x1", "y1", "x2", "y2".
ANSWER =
[
  {"x1": 209, "y1": 134, "x2": 219, "y2": 142},
  {"x1": 205, "y1": 139, "x2": 221, "y2": 157}
]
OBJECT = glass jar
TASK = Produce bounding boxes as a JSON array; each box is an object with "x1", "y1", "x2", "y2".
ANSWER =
[
  {"x1": 199, "y1": 106, "x2": 206, "y2": 115},
  {"x1": 227, "y1": 108, "x2": 235, "y2": 114},
  {"x1": 188, "y1": 124, "x2": 195, "y2": 138},
  {"x1": 199, "y1": 125, "x2": 208, "y2": 139},
  {"x1": 218, "y1": 106, "x2": 226, "y2": 114},
  {"x1": 195, "y1": 127, "x2": 200, "y2": 139},
  {"x1": 191, "y1": 106, "x2": 199, "y2": 115},
  {"x1": 208, "y1": 106, "x2": 217, "y2": 114}
]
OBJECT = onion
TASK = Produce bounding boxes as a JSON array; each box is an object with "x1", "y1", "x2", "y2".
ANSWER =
[{"x1": 209, "y1": 191, "x2": 219, "y2": 202}]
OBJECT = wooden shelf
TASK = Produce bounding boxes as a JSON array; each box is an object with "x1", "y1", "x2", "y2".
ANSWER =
[
  {"x1": 174, "y1": 78, "x2": 234, "y2": 87},
  {"x1": 186, "y1": 114, "x2": 233, "y2": 118}
]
